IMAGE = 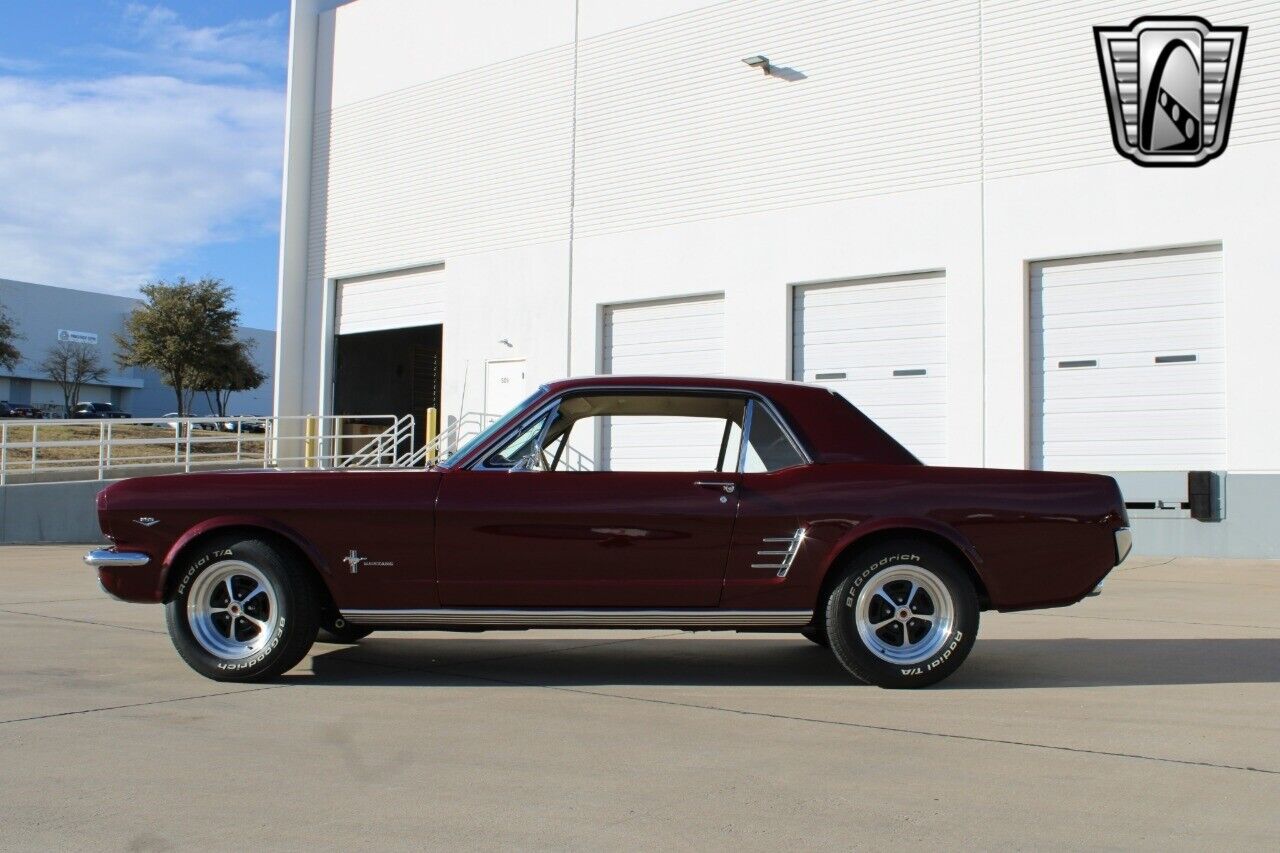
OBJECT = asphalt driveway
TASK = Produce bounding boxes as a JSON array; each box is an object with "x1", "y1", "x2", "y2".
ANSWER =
[{"x1": 1, "y1": 546, "x2": 1277, "y2": 850}]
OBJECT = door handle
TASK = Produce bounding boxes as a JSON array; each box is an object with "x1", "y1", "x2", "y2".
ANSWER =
[{"x1": 694, "y1": 480, "x2": 736, "y2": 494}]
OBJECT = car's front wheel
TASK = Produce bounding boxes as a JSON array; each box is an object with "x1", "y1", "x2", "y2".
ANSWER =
[
  {"x1": 165, "y1": 536, "x2": 319, "y2": 681},
  {"x1": 824, "y1": 539, "x2": 978, "y2": 688}
]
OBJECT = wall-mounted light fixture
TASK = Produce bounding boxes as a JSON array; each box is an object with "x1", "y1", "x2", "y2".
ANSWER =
[
  {"x1": 741, "y1": 54, "x2": 772, "y2": 75},
  {"x1": 498, "y1": 338, "x2": 513, "y2": 348}
]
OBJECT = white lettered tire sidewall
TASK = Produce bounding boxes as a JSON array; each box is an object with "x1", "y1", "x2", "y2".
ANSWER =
[
  {"x1": 825, "y1": 539, "x2": 979, "y2": 689},
  {"x1": 165, "y1": 536, "x2": 320, "y2": 682}
]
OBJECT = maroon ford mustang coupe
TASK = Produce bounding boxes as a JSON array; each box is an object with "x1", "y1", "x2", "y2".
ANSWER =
[{"x1": 86, "y1": 376, "x2": 1131, "y2": 688}]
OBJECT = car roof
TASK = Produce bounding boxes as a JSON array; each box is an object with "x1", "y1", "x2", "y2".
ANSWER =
[
  {"x1": 544, "y1": 375, "x2": 814, "y2": 394},
  {"x1": 535, "y1": 375, "x2": 919, "y2": 466}
]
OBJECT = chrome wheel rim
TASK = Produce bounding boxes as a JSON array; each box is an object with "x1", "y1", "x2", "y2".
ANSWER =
[
  {"x1": 854, "y1": 566, "x2": 954, "y2": 665},
  {"x1": 186, "y1": 561, "x2": 279, "y2": 660}
]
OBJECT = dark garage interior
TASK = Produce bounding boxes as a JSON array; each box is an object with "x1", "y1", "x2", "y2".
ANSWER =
[{"x1": 333, "y1": 324, "x2": 442, "y2": 451}]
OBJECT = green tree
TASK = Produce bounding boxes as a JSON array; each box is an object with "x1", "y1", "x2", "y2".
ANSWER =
[
  {"x1": 0, "y1": 300, "x2": 21, "y2": 371},
  {"x1": 115, "y1": 278, "x2": 239, "y2": 416},
  {"x1": 40, "y1": 341, "x2": 107, "y2": 415},
  {"x1": 194, "y1": 338, "x2": 266, "y2": 417}
]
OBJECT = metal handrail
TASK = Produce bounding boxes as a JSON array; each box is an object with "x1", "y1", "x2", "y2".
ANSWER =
[
  {"x1": 400, "y1": 411, "x2": 499, "y2": 467},
  {"x1": 0, "y1": 414, "x2": 413, "y2": 485}
]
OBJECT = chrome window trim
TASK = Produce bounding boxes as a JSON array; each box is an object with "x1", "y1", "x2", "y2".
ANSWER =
[
  {"x1": 463, "y1": 385, "x2": 812, "y2": 472},
  {"x1": 736, "y1": 399, "x2": 756, "y2": 473},
  {"x1": 342, "y1": 608, "x2": 813, "y2": 627}
]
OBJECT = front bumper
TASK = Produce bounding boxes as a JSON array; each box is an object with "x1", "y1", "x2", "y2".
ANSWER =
[{"x1": 84, "y1": 549, "x2": 151, "y2": 568}]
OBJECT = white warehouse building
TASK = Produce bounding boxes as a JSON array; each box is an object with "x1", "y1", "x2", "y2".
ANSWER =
[{"x1": 275, "y1": 0, "x2": 1280, "y2": 557}]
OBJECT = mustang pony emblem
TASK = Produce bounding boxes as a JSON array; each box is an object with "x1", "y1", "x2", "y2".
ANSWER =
[
  {"x1": 133, "y1": 517, "x2": 161, "y2": 527},
  {"x1": 343, "y1": 550, "x2": 394, "y2": 574}
]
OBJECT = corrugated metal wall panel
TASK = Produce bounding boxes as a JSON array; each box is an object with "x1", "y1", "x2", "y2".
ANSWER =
[
  {"x1": 307, "y1": 46, "x2": 576, "y2": 282},
  {"x1": 573, "y1": 0, "x2": 983, "y2": 238},
  {"x1": 1030, "y1": 245, "x2": 1226, "y2": 471},
  {"x1": 307, "y1": 0, "x2": 1280, "y2": 276},
  {"x1": 793, "y1": 273, "x2": 948, "y2": 465}
]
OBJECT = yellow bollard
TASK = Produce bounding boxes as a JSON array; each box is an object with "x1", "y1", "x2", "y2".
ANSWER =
[
  {"x1": 425, "y1": 407, "x2": 439, "y2": 463},
  {"x1": 304, "y1": 415, "x2": 317, "y2": 468}
]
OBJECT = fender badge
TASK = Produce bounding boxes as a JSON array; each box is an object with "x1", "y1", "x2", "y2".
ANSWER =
[
  {"x1": 343, "y1": 550, "x2": 394, "y2": 574},
  {"x1": 133, "y1": 517, "x2": 161, "y2": 527}
]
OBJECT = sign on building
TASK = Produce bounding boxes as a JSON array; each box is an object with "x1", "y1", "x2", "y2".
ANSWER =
[{"x1": 57, "y1": 329, "x2": 99, "y2": 345}]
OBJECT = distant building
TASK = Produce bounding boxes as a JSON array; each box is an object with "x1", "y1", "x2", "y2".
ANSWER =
[{"x1": 0, "y1": 278, "x2": 274, "y2": 417}]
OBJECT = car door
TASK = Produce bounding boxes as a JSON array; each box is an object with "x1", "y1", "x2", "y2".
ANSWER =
[{"x1": 434, "y1": 390, "x2": 746, "y2": 607}]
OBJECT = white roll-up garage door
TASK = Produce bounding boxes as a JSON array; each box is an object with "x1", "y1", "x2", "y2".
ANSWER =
[
  {"x1": 793, "y1": 272, "x2": 948, "y2": 465},
  {"x1": 1030, "y1": 245, "x2": 1225, "y2": 472},
  {"x1": 335, "y1": 264, "x2": 445, "y2": 335},
  {"x1": 599, "y1": 294, "x2": 725, "y2": 471}
]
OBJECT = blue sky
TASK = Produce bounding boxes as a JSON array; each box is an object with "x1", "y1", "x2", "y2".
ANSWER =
[{"x1": 0, "y1": 2, "x2": 289, "y2": 329}]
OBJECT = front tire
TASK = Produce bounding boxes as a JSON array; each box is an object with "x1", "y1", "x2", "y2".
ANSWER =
[
  {"x1": 165, "y1": 536, "x2": 319, "y2": 682},
  {"x1": 824, "y1": 539, "x2": 978, "y2": 689}
]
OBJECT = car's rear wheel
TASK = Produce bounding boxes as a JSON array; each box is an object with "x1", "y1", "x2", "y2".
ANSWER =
[
  {"x1": 824, "y1": 539, "x2": 978, "y2": 688},
  {"x1": 165, "y1": 536, "x2": 319, "y2": 681}
]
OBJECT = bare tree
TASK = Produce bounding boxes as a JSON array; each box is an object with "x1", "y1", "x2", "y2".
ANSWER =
[
  {"x1": 0, "y1": 300, "x2": 21, "y2": 371},
  {"x1": 40, "y1": 342, "x2": 107, "y2": 415}
]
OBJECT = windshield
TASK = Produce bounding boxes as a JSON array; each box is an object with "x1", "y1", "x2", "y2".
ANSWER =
[{"x1": 437, "y1": 387, "x2": 546, "y2": 468}]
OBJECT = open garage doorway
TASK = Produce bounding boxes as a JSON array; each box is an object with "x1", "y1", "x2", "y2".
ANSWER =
[
  {"x1": 332, "y1": 264, "x2": 446, "y2": 456},
  {"x1": 333, "y1": 325, "x2": 442, "y2": 453}
]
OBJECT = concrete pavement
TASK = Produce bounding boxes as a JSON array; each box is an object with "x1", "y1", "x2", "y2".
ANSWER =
[{"x1": 1, "y1": 546, "x2": 1277, "y2": 850}]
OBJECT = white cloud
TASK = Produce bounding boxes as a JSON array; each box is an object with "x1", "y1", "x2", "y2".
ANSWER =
[
  {"x1": 119, "y1": 4, "x2": 286, "y2": 80},
  {"x1": 0, "y1": 73, "x2": 282, "y2": 292},
  {"x1": 0, "y1": 5, "x2": 284, "y2": 295}
]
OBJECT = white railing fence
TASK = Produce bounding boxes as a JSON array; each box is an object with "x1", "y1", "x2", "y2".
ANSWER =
[
  {"x1": 402, "y1": 411, "x2": 500, "y2": 468},
  {"x1": 0, "y1": 415, "x2": 408, "y2": 485},
  {"x1": 0, "y1": 408, "x2": 605, "y2": 485}
]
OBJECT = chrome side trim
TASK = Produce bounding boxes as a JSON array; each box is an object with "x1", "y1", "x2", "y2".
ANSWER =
[
  {"x1": 341, "y1": 609, "x2": 813, "y2": 628},
  {"x1": 1114, "y1": 527, "x2": 1133, "y2": 565},
  {"x1": 750, "y1": 528, "x2": 807, "y2": 577},
  {"x1": 84, "y1": 549, "x2": 151, "y2": 568}
]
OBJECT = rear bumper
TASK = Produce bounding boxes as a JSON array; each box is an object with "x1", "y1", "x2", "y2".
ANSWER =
[
  {"x1": 1114, "y1": 527, "x2": 1133, "y2": 566},
  {"x1": 1090, "y1": 527, "x2": 1133, "y2": 597}
]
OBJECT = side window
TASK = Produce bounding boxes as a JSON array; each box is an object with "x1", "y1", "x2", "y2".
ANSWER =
[
  {"x1": 488, "y1": 392, "x2": 747, "y2": 473},
  {"x1": 742, "y1": 402, "x2": 806, "y2": 473}
]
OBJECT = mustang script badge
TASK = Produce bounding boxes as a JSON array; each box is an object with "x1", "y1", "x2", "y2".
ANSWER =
[
  {"x1": 343, "y1": 550, "x2": 394, "y2": 574},
  {"x1": 1094, "y1": 16, "x2": 1247, "y2": 166}
]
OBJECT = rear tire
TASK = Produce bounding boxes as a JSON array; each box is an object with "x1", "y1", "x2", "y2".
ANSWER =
[
  {"x1": 824, "y1": 539, "x2": 978, "y2": 689},
  {"x1": 165, "y1": 536, "x2": 319, "y2": 682}
]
